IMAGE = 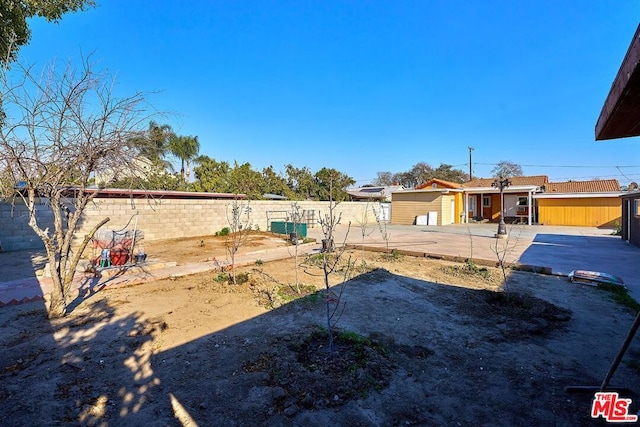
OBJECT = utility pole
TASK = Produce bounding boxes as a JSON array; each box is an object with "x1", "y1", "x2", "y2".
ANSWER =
[{"x1": 468, "y1": 146, "x2": 474, "y2": 180}]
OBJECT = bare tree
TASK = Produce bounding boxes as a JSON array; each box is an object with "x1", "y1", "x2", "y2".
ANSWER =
[
  {"x1": 372, "y1": 204, "x2": 391, "y2": 253},
  {"x1": 287, "y1": 202, "x2": 305, "y2": 293},
  {"x1": 0, "y1": 57, "x2": 152, "y2": 318},
  {"x1": 225, "y1": 198, "x2": 252, "y2": 285},
  {"x1": 491, "y1": 223, "x2": 524, "y2": 300},
  {"x1": 318, "y1": 179, "x2": 352, "y2": 353},
  {"x1": 354, "y1": 200, "x2": 376, "y2": 267},
  {"x1": 491, "y1": 160, "x2": 524, "y2": 178}
]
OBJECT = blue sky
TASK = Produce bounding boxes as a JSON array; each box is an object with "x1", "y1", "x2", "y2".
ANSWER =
[{"x1": 20, "y1": 1, "x2": 640, "y2": 186}]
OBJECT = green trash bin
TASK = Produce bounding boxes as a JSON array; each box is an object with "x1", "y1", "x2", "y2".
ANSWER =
[{"x1": 271, "y1": 221, "x2": 307, "y2": 238}]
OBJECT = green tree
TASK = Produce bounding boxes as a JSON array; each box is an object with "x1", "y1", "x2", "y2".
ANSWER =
[
  {"x1": 314, "y1": 167, "x2": 355, "y2": 201},
  {"x1": 110, "y1": 168, "x2": 188, "y2": 191},
  {"x1": 261, "y1": 165, "x2": 292, "y2": 198},
  {"x1": 392, "y1": 171, "x2": 417, "y2": 188},
  {"x1": 193, "y1": 155, "x2": 231, "y2": 192},
  {"x1": 1, "y1": 1, "x2": 96, "y2": 62},
  {"x1": 432, "y1": 163, "x2": 468, "y2": 183},
  {"x1": 409, "y1": 162, "x2": 435, "y2": 188},
  {"x1": 285, "y1": 164, "x2": 316, "y2": 199},
  {"x1": 169, "y1": 134, "x2": 200, "y2": 181},
  {"x1": 128, "y1": 121, "x2": 175, "y2": 169},
  {"x1": 228, "y1": 161, "x2": 264, "y2": 198}
]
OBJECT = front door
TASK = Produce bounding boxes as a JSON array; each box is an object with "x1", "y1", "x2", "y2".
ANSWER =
[{"x1": 468, "y1": 196, "x2": 476, "y2": 219}]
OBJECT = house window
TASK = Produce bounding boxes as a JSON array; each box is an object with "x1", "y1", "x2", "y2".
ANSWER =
[
  {"x1": 483, "y1": 196, "x2": 491, "y2": 207},
  {"x1": 635, "y1": 199, "x2": 640, "y2": 217},
  {"x1": 516, "y1": 197, "x2": 528, "y2": 215}
]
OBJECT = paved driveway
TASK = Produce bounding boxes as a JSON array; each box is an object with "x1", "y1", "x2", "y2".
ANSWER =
[{"x1": 308, "y1": 223, "x2": 640, "y2": 302}]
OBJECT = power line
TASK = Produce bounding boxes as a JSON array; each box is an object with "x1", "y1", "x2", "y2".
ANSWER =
[{"x1": 473, "y1": 162, "x2": 640, "y2": 168}]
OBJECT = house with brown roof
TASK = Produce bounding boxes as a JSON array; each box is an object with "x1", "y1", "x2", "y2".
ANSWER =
[{"x1": 388, "y1": 174, "x2": 623, "y2": 227}]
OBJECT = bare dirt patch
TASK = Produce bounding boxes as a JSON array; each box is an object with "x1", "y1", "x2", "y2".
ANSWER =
[
  {"x1": 141, "y1": 231, "x2": 292, "y2": 265},
  {"x1": 1, "y1": 244, "x2": 639, "y2": 426}
]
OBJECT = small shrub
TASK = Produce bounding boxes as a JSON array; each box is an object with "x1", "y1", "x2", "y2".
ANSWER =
[
  {"x1": 255, "y1": 259, "x2": 264, "y2": 266},
  {"x1": 215, "y1": 227, "x2": 231, "y2": 237},
  {"x1": 611, "y1": 222, "x2": 622, "y2": 236},
  {"x1": 213, "y1": 272, "x2": 228, "y2": 283},
  {"x1": 382, "y1": 249, "x2": 402, "y2": 261},
  {"x1": 234, "y1": 272, "x2": 250, "y2": 285}
]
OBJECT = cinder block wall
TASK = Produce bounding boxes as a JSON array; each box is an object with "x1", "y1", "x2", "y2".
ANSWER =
[
  {"x1": 0, "y1": 200, "x2": 55, "y2": 251},
  {"x1": 1, "y1": 198, "x2": 378, "y2": 251}
]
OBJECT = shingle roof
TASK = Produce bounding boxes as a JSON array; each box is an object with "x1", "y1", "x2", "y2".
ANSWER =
[
  {"x1": 544, "y1": 179, "x2": 621, "y2": 193},
  {"x1": 462, "y1": 175, "x2": 549, "y2": 188},
  {"x1": 415, "y1": 179, "x2": 462, "y2": 190}
]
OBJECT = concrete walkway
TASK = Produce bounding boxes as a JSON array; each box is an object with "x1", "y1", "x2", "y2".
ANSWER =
[{"x1": 1, "y1": 223, "x2": 639, "y2": 306}]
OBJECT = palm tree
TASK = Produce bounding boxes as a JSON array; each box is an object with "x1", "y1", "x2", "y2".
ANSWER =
[
  {"x1": 169, "y1": 135, "x2": 200, "y2": 181},
  {"x1": 130, "y1": 121, "x2": 175, "y2": 169}
]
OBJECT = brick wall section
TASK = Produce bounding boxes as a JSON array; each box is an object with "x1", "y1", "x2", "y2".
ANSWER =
[{"x1": 1, "y1": 198, "x2": 376, "y2": 251}]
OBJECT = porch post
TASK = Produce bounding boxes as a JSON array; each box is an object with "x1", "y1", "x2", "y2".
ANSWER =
[
  {"x1": 527, "y1": 190, "x2": 532, "y2": 225},
  {"x1": 463, "y1": 192, "x2": 468, "y2": 223}
]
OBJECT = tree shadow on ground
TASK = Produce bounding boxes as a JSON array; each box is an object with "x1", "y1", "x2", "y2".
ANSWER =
[
  {"x1": 0, "y1": 298, "x2": 170, "y2": 426},
  {"x1": 1, "y1": 267, "x2": 639, "y2": 425}
]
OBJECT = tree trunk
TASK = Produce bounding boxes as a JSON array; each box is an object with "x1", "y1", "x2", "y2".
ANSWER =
[{"x1": 46, "y1": 249, "x2": 67, "y2": 319}]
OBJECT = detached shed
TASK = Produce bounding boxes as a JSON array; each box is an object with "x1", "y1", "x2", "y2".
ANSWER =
[{"x1": 391, "y1": 189, "x2": 462, "y2": 225}]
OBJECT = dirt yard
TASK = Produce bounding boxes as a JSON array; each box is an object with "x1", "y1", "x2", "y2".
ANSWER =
[{"x1": 1, "y1": 234, "x2": 639, "y2": 426}]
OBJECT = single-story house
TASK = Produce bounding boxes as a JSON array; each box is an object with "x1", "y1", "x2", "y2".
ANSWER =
[
  {"x1": 389, "y1": 175, "x2": 623, "y2": 227},
  {"x1": 595, "y1": 23, "x2": 640, "y2": 247}
]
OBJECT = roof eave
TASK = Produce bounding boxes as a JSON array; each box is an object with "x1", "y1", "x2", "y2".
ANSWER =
[
  {"x1": 534, "y1": 192, "x2": 626, "y2": 199},
  {"x1": 596, "y1": 24, "x2": 640, "y2": 140}
]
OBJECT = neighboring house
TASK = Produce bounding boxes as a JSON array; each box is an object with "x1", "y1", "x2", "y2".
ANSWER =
[
  {"x1": 94, "y1": 156, "x2": 163, "y2": 185},
  {"x1": 534, "y1": 179, "x2": 623, "y2": 227},
  {"x1": 346, "y1": 185, "x2": 405, "y2": 202},
  {"x1": 461, "y1": 176, "x2": 547, "y2": 225},
  {"x1": 391, "y1": 179, "x2": 463, "y2": 225},
  {"x1": 595, "y1": 24, "x2": 640, "y2": 246}
]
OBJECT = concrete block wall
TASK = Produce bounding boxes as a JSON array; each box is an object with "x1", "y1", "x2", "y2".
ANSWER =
[
  {"x1": 0, "y1": 201, "x2": 54, "y2": 251},
  {"x1": 1, "y1": 197, "x2": 378, "y2": 252}
]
